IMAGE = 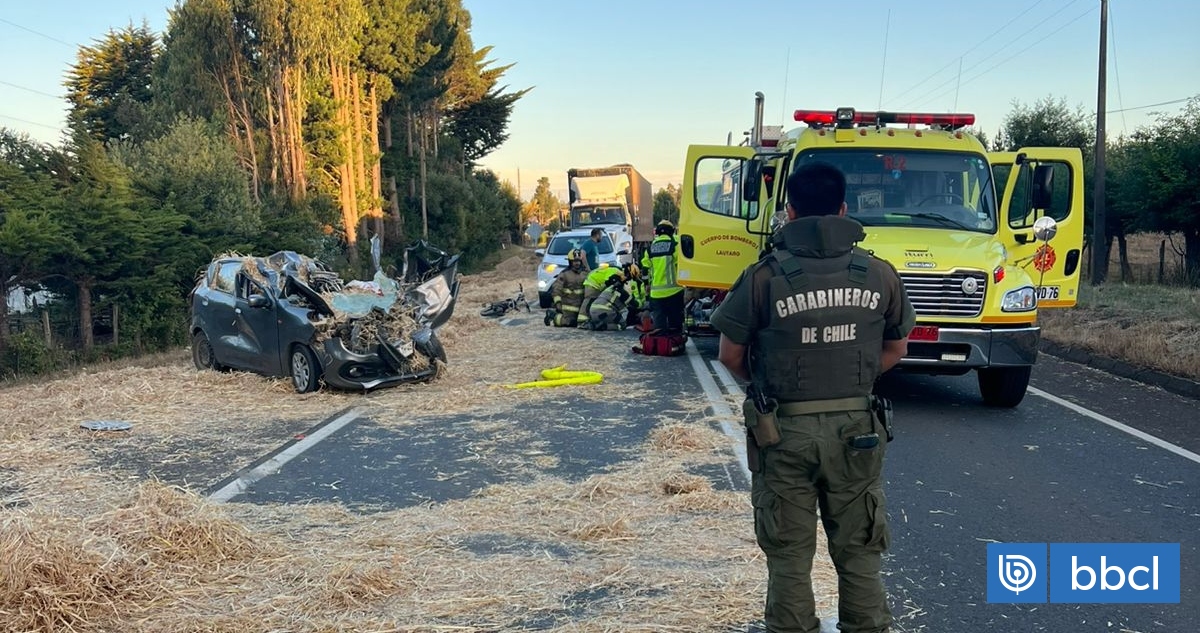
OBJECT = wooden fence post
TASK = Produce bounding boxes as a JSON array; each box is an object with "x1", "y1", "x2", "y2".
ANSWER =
[
  {"x1": 41, "y1": 309, "x2": 51, "y2": 347},
  {"x1": 1158, "y1": 240, "x2": 1166, "y2": 284}
]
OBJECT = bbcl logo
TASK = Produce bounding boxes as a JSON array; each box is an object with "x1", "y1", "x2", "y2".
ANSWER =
[{"x1": 987, "y1": 543, "x2": 1180, "y2": 604}]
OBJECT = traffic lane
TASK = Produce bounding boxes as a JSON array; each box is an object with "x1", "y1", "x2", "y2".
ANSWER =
[
  {"x1": 227, "y1": 332, "x2": 717, "y2": 511},
  {"x1": 876, "y1": 371, "x2": 1198, "y2": 633},
  {"x1": 1031, "y1": 353, "x2": 1200, "y2": 457}
]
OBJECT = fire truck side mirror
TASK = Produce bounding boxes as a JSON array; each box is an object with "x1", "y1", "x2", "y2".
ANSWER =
[
  {"x1": 742, "y1": 158, "x2": 764, "y2": 203},
  {"x1": 1031, "y1": 164, "x2": 1055, "y2": 212}
]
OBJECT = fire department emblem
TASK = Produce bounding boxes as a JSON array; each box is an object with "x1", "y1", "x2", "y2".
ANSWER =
[{"x1": 1033, "y1": 245, "x2": 1056, "y2": 273}]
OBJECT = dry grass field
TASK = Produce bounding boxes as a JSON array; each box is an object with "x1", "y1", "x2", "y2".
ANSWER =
[
  {"x1": 1039, "y1": 233, "x2": 1200, "y2": 382},
  {"x1": 0, "y1": 249, "x2": 830, "y2": 632}
]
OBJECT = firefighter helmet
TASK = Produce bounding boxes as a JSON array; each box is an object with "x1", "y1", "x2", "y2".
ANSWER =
[
  {"x1": 566, "y1": 248, "x2": 584, "y2": 263},
  {"x1": 623, "y1": 263, "x2": 642, "y2": 280},
  {"x1": 655, "y1": 219, "x2": 676, "y2": 236}
]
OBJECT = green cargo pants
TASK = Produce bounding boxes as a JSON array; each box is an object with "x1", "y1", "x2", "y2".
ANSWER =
[{"x1": 751, "y1": 409, "x2": 892, "y2": 633}]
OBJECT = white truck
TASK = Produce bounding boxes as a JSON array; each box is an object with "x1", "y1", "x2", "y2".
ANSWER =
[{"x1": 566, "y1": 164, "x2": 654, "y2": 262}]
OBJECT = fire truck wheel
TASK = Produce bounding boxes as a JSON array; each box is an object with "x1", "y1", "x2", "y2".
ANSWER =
[{"x1": 976, "y1": 366, "x2": 1032, "y2": 408}]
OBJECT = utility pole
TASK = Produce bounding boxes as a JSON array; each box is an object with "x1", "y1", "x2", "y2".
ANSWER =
[{"x1": 1091, "y1": 0, "x2": 1108, "y2": 285}]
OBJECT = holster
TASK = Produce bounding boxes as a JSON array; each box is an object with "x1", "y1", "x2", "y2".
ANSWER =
[
  {"x1": 746, "y1": 431, "x2": 762, "y2": 474},
  {"x1": 742, "y1": 394, "x2": 782, "y2": 448},
  {"x1": 870, "y1": 395, "x2": 895, "y2": 442}
]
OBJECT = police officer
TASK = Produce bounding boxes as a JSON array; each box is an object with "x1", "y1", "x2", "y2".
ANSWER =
[
  {"x1": 710, "y1": 162, "x2": 915, "y2": 633},
  {"x1": 641, "y1": 220, "x2": 685, "y2": 334}
]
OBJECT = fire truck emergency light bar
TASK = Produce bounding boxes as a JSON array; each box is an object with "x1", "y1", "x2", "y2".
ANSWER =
[{"x1": 793, "y1": 108, "x2": 976, "y2": 128}]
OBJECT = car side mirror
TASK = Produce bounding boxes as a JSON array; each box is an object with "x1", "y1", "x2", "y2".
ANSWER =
[
  {"x1": 617, "y1": 249, "x2": 630, "y2": 256},
  {"x1": 534, "y1": 249, "x2": 545, "y2": 257},
  {"x1": 247, "y1": 294, "x2": 271, "y2": 308},
  {"x1": 1031, "y1": 164, "x2": 1055, "y2": 211}
]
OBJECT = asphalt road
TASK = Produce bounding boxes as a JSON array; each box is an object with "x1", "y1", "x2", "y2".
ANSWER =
[
  {"x1": 690, "y1": 335, "x2": 1199, "y2": 633},
  {"x1": 198, "y1": 327, "x2": 1198, "y2": 633}
]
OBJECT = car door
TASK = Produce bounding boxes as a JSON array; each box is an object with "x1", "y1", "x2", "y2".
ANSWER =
[
  {"x1": 197, "y1": 261, "x2": 243, "y2": 369},
  {"x1": 232, "y1": 273, "x2": 282, "y2": 375},
  {"x1": 989, "y1": 147, "x2": 1085, "y2": 307}
]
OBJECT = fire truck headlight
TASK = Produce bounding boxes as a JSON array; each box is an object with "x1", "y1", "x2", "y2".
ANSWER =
[{"x1": 1001, "y1": 286, "x2": 1037, "y2": 312}]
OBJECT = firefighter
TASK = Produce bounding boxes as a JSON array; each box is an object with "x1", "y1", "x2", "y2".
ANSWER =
[
  {"x1": 577, "y1": 264, "x2": 624, "y2": 328},
  {"x1": 544, "y1": 249, "x2": 588, "y2": 327},
  {"x1": 641, "y1": 219, "x2": 685, "y2": 334},
  {"x1": 710, "y1": 162, "x2": 916, "y2": 633},
  {"x1": 584, "y1": 270, "x2": 631, "y2": 331},
  {"x1": 623, "y1": 263, "x2": 647, "y2": 328}
]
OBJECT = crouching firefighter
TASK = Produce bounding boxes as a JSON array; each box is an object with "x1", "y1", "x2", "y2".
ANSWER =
[
  {"x1": 585, "y1": 266, "x2": 635, "y2": 331},
  {"x1": 577, "y1": 264, "x2": 625, "y2": 328},
  {"x1": 544, "y1": 249, "x2": 588, "y2": 327},
  {"x1": 623, "y1": 263, "x2": 648, "y2": 328},
  {"x1": 709, "y1": 162, "x2": 915, "y2": 633}
]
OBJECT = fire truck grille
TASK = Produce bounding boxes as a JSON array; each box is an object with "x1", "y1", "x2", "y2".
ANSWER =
[{"x1": 899, "y1": 271, "x2": 988, "y2": 318}]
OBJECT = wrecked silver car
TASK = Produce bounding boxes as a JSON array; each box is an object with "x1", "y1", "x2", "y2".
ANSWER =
[{"x1": 189, "y1": 241, "x2": 459, "y2": 393}]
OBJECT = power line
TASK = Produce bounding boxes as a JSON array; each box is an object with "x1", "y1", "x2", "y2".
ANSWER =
[
  {"x1": 1105, "y1": 97, "x2": 1192, "y2": 114},
  {"x1": 0, "y1": 113, "x2": 63, "y2": 131},
  {"x1": 904, "y1": 3, "x2": 1099, "y2": 111},
  {"x1": 0, "y1": 79, "x2": 61, "y2": 100},
  {"x1": 1108, "y1": 4, "x2": 1127, "y2": 132},
  {"x1": 0, "y1": 17, "x2": 75, "y2": 47},
  {"x1": 898, "y1": 0, "x2": 1087, "y2": 111},
  {"x1": 877, "y1": 8, "x2": 891, "y2": 110},
  {"x1": 885, "y1": 0, "x2": 1053, "y2": 106}
]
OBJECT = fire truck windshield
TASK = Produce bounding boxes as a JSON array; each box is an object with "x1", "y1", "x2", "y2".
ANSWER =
[{"x1": 792, "y1": 150, "x2": 997, "y2": 234}]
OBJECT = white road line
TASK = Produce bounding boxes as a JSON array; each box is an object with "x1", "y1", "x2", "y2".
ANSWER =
[
  {"x1": 1028, "y1": 386, "x2": 1200, "y2": 466},
  {"x1": 685, "y1": 340, "x2": 752, "y2": 485},
  {"x1": 207, "y1": 408, "x2": 365, "y2": 503},
  {"x1": 711, "y1": 358, "x2": 744, "y2": 397}
]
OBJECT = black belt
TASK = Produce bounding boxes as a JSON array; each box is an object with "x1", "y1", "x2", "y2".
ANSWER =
[{"x1": 776, "y1": 396, "x2": 873, "y2": 417}]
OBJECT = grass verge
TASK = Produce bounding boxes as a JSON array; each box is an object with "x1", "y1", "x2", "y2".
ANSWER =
[{"x1": 1038, "y1": 282, "x2": 1200, "y2": 383}]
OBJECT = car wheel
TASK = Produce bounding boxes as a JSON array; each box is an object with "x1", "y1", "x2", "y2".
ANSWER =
[
  {"x1": 290, "y1": 344, "x2": 322, "y2": 393},
  {"x1": 191, "y1": 331, "x2": 223, "y2": 371}
]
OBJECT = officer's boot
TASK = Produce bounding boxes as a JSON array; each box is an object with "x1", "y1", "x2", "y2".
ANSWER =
[
  {"x1": 544, "y1": 309, "x2": 555, "y2": 326},
  {"x1": 595, "y1": 314, "x2": 609, "y2": 331}
]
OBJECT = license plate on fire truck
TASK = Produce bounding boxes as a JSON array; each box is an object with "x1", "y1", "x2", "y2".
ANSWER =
[{"x1": 909, "y1": 325, "x2": 939, "y2": 341}]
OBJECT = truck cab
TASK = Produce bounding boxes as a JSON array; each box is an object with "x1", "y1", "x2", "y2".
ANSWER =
[
  {"x1": 678, "y1": 101, "x2": 1085, "y2": 408},
  {"x1": 567, "y1": 165, "x2": 655, "y2": 262}
]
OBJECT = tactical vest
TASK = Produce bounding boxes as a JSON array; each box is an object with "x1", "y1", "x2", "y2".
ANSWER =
[
  {"x1": 645, "y1": 236, "x2": 682, "y2": 298},
  {"x1": 750, "y1": 246, "x2": 888, "y2": 402}
]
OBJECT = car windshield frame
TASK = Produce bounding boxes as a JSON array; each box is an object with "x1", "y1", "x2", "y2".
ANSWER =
[
  {"x1": 792, "y1": 148, "x2": 998, "y2": 234},
  {"x1": 547, "y1": 234, "x2": 615, "y2": 256}
]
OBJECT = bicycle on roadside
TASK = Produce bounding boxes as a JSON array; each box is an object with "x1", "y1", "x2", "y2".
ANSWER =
[{"x1": 480, "y1": 283, "x2": 532, "y2": 318}]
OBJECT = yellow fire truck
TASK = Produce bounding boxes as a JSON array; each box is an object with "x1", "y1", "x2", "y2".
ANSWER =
[{"x1": 678, "y1": 93, "x2": 1084, "y2": 407}]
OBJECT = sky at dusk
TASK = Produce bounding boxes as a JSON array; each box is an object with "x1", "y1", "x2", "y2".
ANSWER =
[{"x1": 2, "y1": 0, "x2": 1197, "y2": 200}]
